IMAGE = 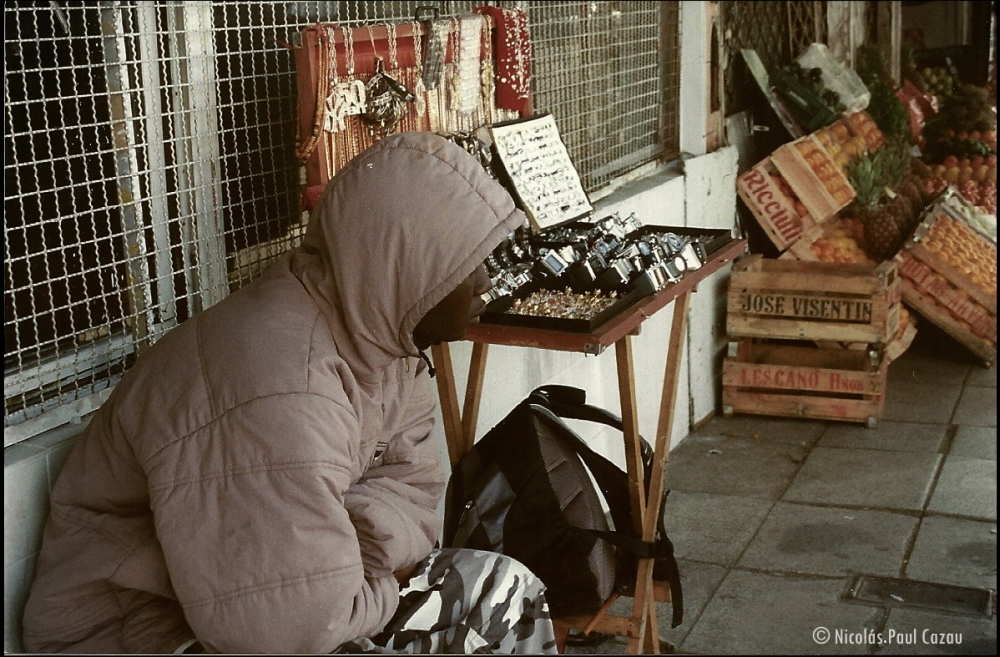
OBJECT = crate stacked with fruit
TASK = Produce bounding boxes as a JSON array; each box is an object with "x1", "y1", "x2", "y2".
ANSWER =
[
  {"x1": 771, "y1": 134, "x2": 856, "y2": 221},
  {"x1": 913, "y1": 155, "x2": 997, "y2": 216},
  {"x1": 895, "y1": 194, "x2": 997, "y2": 366},
  {"x1": 812, "y1": 118, "x2": 870, "y2": 178},
  {"x1": 723, "y1": 255, "x2": 902, "y2": 427},
  {"x1": 736, "y1": 159, "x2": 821, "y2": 253},
  {"x1": 916, "y1": 84, "x2": 998, "y2": 213},
  {"x1": 911, "y1": 66, "x2": 956, "y2": 99},
  {"x1": 782, "y1": 216, "x2": 874, "y2": 266},
  {"x1": 844, "y1": 111, "x2": 887, "y2": 152}
]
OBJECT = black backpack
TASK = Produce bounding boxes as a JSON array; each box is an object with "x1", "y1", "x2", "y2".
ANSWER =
[{"x1": 442, "y1": 385, "x2": 683, "y2": 626}]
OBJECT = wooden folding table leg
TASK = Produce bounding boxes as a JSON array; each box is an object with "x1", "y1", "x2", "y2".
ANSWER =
[
  {"x1": 614, "y1": 335, "x2": 654, "y2": 654},
  {"x1": 615, "y1": 334, "x2": 647, "y2": 532},
  {"x1": 647, "y1": 292, "x2": 691, "y2": 521},
  {"x1": 643, "y1": 590, "x2": 660, "y2": 653},
  {"x1": 461, "y1": 342, "x2": 489, "y2": 454},
  {"x1": 642, "y1": 291, "x2": 692, "y2": 653},
  {"x1": 431, "y1": 343, "x2": 465, "y2": 467}
]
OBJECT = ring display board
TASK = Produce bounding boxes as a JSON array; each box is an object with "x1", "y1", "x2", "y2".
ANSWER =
[{"x1": 489, "y1": 114, "x2": 593, "y2": 231}]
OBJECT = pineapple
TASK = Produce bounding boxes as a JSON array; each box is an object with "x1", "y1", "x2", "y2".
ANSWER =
[
  {"x1": 848, "y1": 152, "x2": 902, "y2": 262},
  {"x1": 896, "y1": 173, "x2": 927, "y2": 233},
  {"x1": 882, "y1": 141, "x2": 924, "y2": 236}
]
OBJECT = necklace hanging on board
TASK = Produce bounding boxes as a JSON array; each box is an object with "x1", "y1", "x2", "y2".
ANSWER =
[
  {"x1": 362, "y1": 26, "x2": 415, "y2": 137},
  {"x1": 326, "y1": 26, "x2": 366, "y2": 133}
]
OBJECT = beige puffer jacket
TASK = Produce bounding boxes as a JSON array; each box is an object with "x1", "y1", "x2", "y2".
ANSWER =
[{"x1": 22, "y1": 132, "x2": 525, "y2": 653}]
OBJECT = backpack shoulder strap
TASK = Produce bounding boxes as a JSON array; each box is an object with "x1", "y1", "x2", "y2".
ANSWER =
[{"x1": 529, "y1": 385, "x2": 625, "y2": 431}]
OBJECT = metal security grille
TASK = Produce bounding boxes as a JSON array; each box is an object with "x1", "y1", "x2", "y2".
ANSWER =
[
  {"x1": 722, "y1": 1, "x2": 827, "y2": 116},
  {"x1": 529, "y1": 1, "x2": 679, "y2": 192},
  {"x1": 4, "y1": 1, "x2": 679, "y2": 443}
]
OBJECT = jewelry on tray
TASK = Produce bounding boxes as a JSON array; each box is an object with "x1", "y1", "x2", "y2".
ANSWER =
[{"x1": 508, "y1": 288, "x2": 620, "y2": 320}]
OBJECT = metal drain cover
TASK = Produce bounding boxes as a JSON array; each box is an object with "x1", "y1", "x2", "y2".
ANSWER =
[{"x1": 844, "y1": 574, "x2": 993, "y2": 618}]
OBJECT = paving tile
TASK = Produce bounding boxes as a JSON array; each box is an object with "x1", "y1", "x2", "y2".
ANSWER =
[
  {"x1": 662, "y1": 492, "x2": 774, "y2": 566},
  {"x1": 964, "y1": 363, "x2": 997, "y2": 389},
  {"x1": 665, "y1": 432, "x2": 809, "y2": 499},
  {"x1": 689, "y1": 414, "x2": 828, "y2": 446},
  {"x1": 782, "y1": 447, "x2": 941, "y2": 512},
  {"x1": 564, "y1": 560, "x2": 730, "y2": 654},
  {"x1": 905, "y1": 516, "x2": 997, "y2": 591},
  {"x1": 950, "y1": 426, "x2": 997, "y2": 460},
  {"x1": 887, "y1": 352, "x2": 972, "y2": 389},
  {"x1": 654, "y1": 560, "x2": 728, "y2": 650},
  {"x1": 818, "y1": 421, "x2": 947, "y2": 454},
  {"x1": 952, "y1": 386, "x2": 998, "y2": 427},
  {"x1": 738, "y1": 502, "x2": 918, "y2": 578},
  {"x1": 879, "y1": 608, "x2": 997, "y2": 655},
  {"x1": 681, "y1": 570, "x2": 881, "y2": 655},
  {"x1": 926, "y1": 456, "x2": 997, "y2": 521},
  {"x1": 880, "y1": 382, "x2": 962, "y2": 425}
]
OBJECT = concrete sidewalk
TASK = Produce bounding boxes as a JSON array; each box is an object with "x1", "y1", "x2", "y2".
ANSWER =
[{"x1": 568, "y1": 323, "x2": 997, "y2": 655}]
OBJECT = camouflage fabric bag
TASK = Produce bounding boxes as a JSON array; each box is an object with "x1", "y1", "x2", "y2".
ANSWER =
[{"x1": 442, "y1": 385, "x2": 683, "y2": 626}]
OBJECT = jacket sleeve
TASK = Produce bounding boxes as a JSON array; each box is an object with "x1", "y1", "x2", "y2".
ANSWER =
[
  {"x1": 145, "y1": 394, "x2": 400, "y2": 654},
  {"x1": 343, "y1": 376, "x2": 445, "y2": 578}
]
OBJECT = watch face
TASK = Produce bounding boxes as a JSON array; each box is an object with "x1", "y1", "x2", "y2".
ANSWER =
[
  {"x1": 659, "y1": 233, "x2": 679, "y2": 254},
  {"x1": 672, "y1": 253, "x2": 689, "y2": 274},
  {"x1": 662, "y1": 259, "x2": 681, "y2": 282},
  {"x1": 680, "y1": 243, "x2": 703, "y2": 270},
  {"x1": 541, "y1": 250, "x2": 568, "y2": 275}
]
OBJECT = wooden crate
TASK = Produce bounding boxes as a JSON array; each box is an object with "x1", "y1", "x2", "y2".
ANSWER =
[
  {"x1": 896, "y1": 205, "x2": 997, "y2": 366},
  {"x1": 723, "y1": 339, "x2": 888, "y2": 428},
  {"x1": 843, "y1": 111, "x2": 886, "y2": 151},
  {"x1": 771, "y1": 134, "x2": 856, "y2": 222},
  {"x1": 737, "y1": 158, "x2": 819, "y2": 252},
  {"x1": 727, "y1": 255, "x2": 901, "y2": 344},
  {"x1": 780, "y1": 215, "x2": 873, "y2": 265},
  {"x1": 811, "y1": 117, "x2": 868, "y2": 178},
  {"x1": 778, "y1": 220, "x2": 919, "y2": 363}
]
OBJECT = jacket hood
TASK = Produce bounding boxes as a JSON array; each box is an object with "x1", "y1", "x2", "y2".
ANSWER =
[{"x1": 294, "y1": 132, "x2": 525, "y2": 375}]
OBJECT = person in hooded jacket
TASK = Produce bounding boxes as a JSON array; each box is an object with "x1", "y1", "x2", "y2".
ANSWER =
[{"x1": 22, "y1": 132, "x2": 559, "y2": 654}]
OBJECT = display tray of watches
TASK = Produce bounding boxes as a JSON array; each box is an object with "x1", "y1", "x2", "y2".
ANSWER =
[{"x1": 478, "y1": 213, "x2": 734, "y2": 332}]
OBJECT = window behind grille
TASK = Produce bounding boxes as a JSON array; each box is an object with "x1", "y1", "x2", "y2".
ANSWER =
[
  {"x1": 529, "y1": 1, "x2": 680, "y2": 192},
  {"x1": 4, "y1": 1, "x2": 681, "y2": 445}
]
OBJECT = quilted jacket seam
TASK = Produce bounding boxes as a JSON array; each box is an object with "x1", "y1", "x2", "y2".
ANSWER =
[
  {"x1": 144, "y1": 391, "x2": 355, "y2": 464},
  {"x1": 182, "y1": 563, "x2": 362, "y2": 608}
]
